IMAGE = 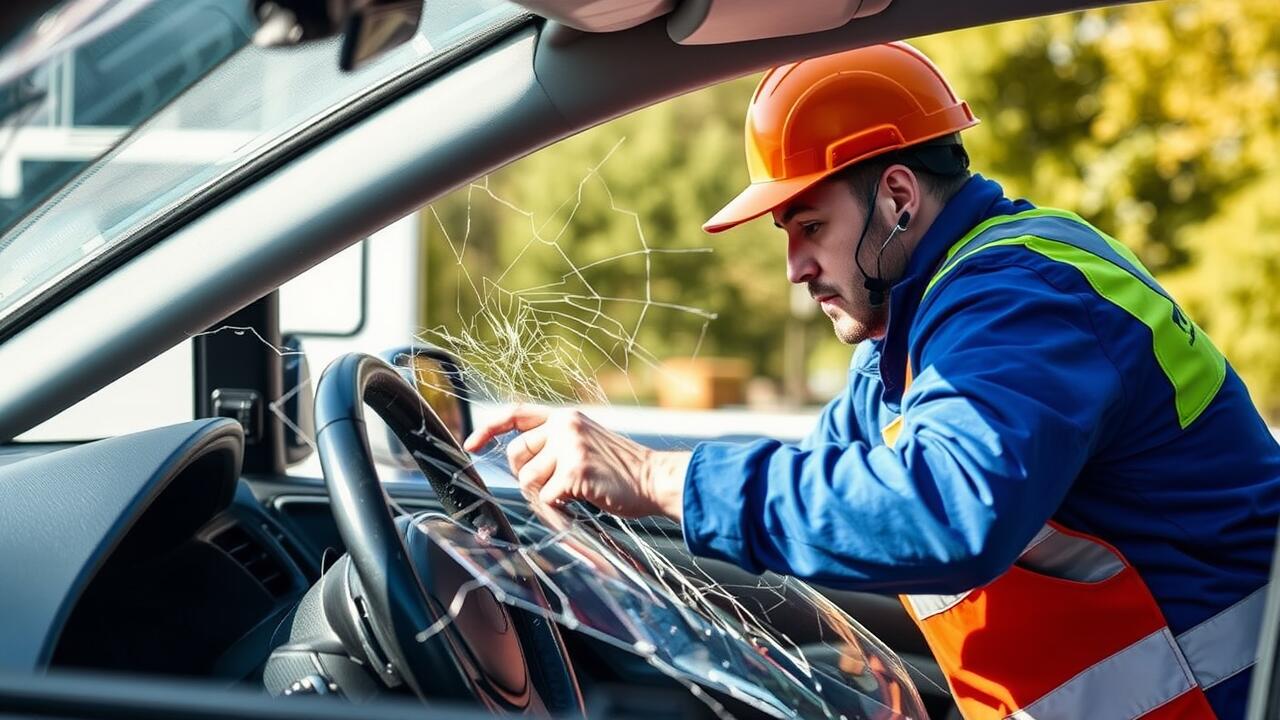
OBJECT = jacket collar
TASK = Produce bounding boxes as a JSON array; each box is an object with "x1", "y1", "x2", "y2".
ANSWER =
[{"x1": 869, "y1": 174, "x2": 1034, "y2": 410}]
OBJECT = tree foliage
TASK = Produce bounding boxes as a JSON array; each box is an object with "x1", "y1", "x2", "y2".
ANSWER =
[
  {"x1": 913, "y1": 0, "x2": 1280, "y2": 416},
  {"x1": 421, "y1": 0, "x2": 1280, "y2": 415}
]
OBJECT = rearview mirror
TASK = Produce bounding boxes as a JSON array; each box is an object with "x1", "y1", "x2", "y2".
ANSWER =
[
  {"x1": 252, "y1": 0, "x2": 423, "y2": 72},
  {"x1": 381, "y1": 345, "x2": 473, "y2": 467}
]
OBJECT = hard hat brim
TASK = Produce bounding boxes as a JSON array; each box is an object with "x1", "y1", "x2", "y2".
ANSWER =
[{"x1": 702, "y1": 170, "x2": 831, "y2": 234}]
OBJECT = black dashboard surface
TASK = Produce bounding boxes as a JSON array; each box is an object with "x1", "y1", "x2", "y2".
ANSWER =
[
  {"x1": 0, "y1": 419, "x2": 242, "y2": 672},
  {"x1": 0, "y1": 419, "x2": 948, "y2": 715}
]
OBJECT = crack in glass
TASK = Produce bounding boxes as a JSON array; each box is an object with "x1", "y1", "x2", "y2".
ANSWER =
[{"x1": 408, "y1": 448, "x2": 927, "y2": 719}]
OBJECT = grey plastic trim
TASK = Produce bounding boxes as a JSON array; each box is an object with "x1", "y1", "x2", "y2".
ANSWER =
[
  {"x1": 0, "y1": 665, "x2": 493, "y2": 719},
  {"x1": 533, "y1": 0, "x2": 1144, "y2": 127},
  {"x1": 668, "y1": 0, "x2": 867, "y2": 46},
  {"x1": 0, "y1": 418, "x2": 241, "y2": 671},
  {"x1": 514, "y1": 0, "x2": 672, "y2": 33}
]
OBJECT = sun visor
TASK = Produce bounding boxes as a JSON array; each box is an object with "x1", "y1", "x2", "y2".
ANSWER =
[
  {"x1": 512, "y1": 0, "x2": 676, "y2": 33},
  {"x1": 668, "y1": 0, "x2": 894, "y2": 45}
]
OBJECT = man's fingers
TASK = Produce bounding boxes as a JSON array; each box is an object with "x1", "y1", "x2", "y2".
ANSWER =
[
  {"x1": 463, "y1": 404, "x2": 550, "y2": 451},
  {"x1": 506, "y1": 427, "x2": 547, "y2": 474},
  {"x1": 537, "y1": 470, "x2": 573, "y2": 508},
  {"x1": 517, "y1": 451, "x2": 558, "y2": 498}
]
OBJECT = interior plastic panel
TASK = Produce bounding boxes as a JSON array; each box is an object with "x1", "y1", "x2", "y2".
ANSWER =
[
  {"x1": 667, "y1": 0, "x2": 892, "y2": 45},
  {"x1": 0, "y1": 665, "x2": 494, "y2": 720},
  {"x1": 0, "y1": 418, "x2": 242, "y2": 671},
  {"x1": 512, "y1": 0, "x2": 673, "y2": 32}
]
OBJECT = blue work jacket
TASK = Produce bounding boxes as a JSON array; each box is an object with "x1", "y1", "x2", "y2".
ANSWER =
[{"x1": 681, "y1": 175, "x2": 1280, "y2": 717}]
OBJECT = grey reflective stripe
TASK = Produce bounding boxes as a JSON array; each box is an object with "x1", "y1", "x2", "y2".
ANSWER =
[
  {"x1": 1025, "y1": 525, "x2": 1055, "y2": 549},
  {"x1": 905, "y1": 591, "x2": 972, "y2": 620},
  {"x1": 1004, "y1": 587, "x2": 1268, "y2": 719},
  {"x1": 905, "y1": 526, "x2": 1122, "y2": 620},
  {"x1": 1006, "y1": 629, "x2": 1197, "y2": 720},
  {"x1": 1176, "y1": 585, "x2": 1268, "y2": 689},
  {"x1": 1017, "y1": 525, "x2": 1125, "y2": 583}
]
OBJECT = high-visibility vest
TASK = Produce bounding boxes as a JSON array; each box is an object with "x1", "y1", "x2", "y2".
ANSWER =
[{"x1": 882, "y1": 209, "x2": 1267, "y2": 719}]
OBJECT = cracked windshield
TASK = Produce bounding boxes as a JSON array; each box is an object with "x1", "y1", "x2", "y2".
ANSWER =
[
  {"x1": 275, "y1": 137, "x2": 932, "y2": 718},
  {"x1": 5, "y1": 0, "x2": 1280, "y2": 718}
]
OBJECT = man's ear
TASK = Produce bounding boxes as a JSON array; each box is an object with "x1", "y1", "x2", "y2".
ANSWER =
[{"x1": 880, "y1": 164, "x2": 921, "y2": 223}]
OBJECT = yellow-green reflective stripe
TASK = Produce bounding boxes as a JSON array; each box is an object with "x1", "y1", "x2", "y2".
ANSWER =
[
  {"x1": 924, "y1": 235, "x2": 1225, "y2": 429},
  {"x1": 935, "y1": 208, "x2": 1149, "y2": 277}
]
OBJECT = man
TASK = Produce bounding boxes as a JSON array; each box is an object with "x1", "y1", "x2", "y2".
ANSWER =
[{"x1": 464, "y1": 43, "x2": 1280, "y2": 719}]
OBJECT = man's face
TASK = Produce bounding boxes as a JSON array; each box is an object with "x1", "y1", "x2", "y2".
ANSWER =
[{"x1": 773, "y1": 178, "x2": 897, "y2": 344}]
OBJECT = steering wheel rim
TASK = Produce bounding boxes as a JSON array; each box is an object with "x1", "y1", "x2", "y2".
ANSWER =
[{"x1": 313, "y1": 352, "x2": 584, "y2": 715}]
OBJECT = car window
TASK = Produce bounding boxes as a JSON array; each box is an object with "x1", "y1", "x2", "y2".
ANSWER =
[
  {"x1": 0, "y1": 0, "x2": 254, "y2": 238},
  {"x1": 406, "y1": 1, "x2": 1280, "y2": 445},
  {"x1": 25, "y1": 2, "x2": 1280, "y2": 448},
  {"x1": 0, "y1": 0, "x2": 524, "y2": 329}
]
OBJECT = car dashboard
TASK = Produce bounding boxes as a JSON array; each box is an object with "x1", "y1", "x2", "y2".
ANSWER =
[
  {"x1": 0, "y1": 419, "x2": 308, "y2": 681},
  {"x1": 0, "y1": 418, "x2": 950, "y2": 718},
  {"x1": 51, "y1": 487, "x2": 315, "y2": 680}
]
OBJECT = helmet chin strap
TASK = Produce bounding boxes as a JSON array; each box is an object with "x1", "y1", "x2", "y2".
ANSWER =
[{"x1": 854, "y1": 184, "x2": 912, "y2": 308}]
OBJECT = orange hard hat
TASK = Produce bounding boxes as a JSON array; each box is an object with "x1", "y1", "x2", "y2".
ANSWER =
[{"x1": 704, "y1": 42, "x2": 979, "y2": 234}]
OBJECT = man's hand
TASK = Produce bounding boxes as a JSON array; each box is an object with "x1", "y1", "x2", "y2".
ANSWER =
[{"x1": 463, "y1": 405, "x2": 690, "y2": 521}]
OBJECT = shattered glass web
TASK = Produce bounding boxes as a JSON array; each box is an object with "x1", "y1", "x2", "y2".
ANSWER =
[
  {"x1": 421, "y1": 139, "x2": 719, "y2": 405},
  {"x1": 194, "y1": 140, "x2": 940, "y2": 718}
]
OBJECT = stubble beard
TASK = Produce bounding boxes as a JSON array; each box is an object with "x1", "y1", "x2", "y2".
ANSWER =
[
  {"x1": 832, "y1": 306, "x2": 887, "y2": 345},
  {"x1": 832, "y1": 212, "x2": 894, "y2": 344}
]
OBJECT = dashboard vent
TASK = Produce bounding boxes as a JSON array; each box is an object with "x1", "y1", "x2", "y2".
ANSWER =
[{"x1": 210, "y1": 524, "x2": 292, "y2": 598}]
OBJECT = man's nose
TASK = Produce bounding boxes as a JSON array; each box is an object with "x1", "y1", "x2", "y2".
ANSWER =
[{"x1": 787, "y1": 238, "x2": 818, "y2": 285}]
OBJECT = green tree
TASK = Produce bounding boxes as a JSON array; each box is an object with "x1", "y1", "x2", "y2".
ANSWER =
[{"x1": 915, "y1": 0, "x2": 1280, "y2": 416}]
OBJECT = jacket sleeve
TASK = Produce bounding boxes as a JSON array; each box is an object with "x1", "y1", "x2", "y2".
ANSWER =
[
  {"x1": 800, "y1": 372, "x2": 870, "y2": 451},
  {"x1": 681, "y1": 260, "x2": 1126, "y2": 594}
]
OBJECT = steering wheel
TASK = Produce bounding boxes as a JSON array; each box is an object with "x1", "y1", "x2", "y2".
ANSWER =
[{"x1": 312, "y1": 352, "x2": 584, "y2": 716}]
